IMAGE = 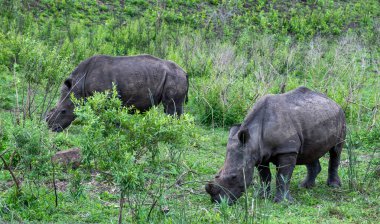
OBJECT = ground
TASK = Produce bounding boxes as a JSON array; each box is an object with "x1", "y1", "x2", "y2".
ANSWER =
[{"x1": 1, "y1": 126, "x2": 378, "y2": 223}]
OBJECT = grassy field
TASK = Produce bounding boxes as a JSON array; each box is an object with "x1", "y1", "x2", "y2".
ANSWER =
[
  {"x1": 0, "y1": 0, "x2": 379, "y2": 223},
  {"x1": 0, "y1": 125, "x2": 378, "y2": 223}
]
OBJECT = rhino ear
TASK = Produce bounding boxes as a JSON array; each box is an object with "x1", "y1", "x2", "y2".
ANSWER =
[
  {"x1": 229, "y1": 124, "x2": 241, "y2": 138},
  {"x1": 64, "y1": 78, "x2": 72, "y2": 90},
  {"x1": 238, "y1": 129, "x2": 250, "y2": 145}
]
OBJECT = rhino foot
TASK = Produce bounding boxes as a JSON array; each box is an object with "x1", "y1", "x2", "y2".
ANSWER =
[
  {"x1": 274, "y1": 192, "x2": 294, "y2": 203},
  {"x1": 299, "y1": 180, "x2": 316, "y2": 189},
  {"x1": 327, "y1": 177, "x2": 341, "y2": 188}
]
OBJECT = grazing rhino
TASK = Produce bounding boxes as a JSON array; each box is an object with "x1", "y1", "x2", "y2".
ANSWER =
[
  {"x1": 205, "y1": 87, "x2": 346, "y2": 204},
  {"x1": 46, "y1": 54, "x2": 188, "y2": 132}
]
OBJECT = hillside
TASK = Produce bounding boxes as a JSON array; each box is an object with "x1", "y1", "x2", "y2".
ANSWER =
[{"x1": 0, "y1": 0, "x2": 379, "y2": 223}]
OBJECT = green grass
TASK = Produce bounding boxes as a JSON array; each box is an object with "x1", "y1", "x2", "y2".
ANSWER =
[
  {"x1": 1, "y1": 126, "x2": 379, "y2": 223},
  {"x1": 1, "y1": 0, "x2": 379, "y2": 223}
]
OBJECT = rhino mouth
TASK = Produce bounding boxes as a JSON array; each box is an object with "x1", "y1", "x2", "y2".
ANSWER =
[{"x1": 205, "y1": 182, "x2": 242, "y2": 205}]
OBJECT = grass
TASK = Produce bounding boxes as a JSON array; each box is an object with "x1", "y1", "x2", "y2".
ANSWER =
[
  {"x1": 0, "y1": 0, "x2": 379, "y2": 223},
  {"x1": 1, "y1": 125, "x2": 379, "y2": 223}
]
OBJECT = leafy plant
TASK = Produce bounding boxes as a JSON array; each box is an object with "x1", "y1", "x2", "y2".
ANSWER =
[{"x1": 72, "y1": 86, "x2": 194, "y2": 222}]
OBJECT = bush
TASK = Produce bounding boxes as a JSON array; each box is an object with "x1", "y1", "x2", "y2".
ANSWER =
[
  {"x1": 0, "y1": 116, "x2": 56, "y2": 217},
  {"x1": 9, "y1": 119, "x2": 54, "y2": 180},
  {"x1": 72, "y1": 86, "x2": 195, "y2": 221}
]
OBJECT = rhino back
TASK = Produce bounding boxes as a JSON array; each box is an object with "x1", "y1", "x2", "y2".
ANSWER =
[
  {"x1": 79, "y1": 55, "x2": 187, "y2": 110},
  {"x1": 250, "y1": 87, "x2": 345, "y2": 164}
]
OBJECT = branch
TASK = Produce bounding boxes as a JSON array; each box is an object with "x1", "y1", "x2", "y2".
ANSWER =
[
  {"x1": 0, "y1": 149, "x2": 10, "y2": 157},
  {"x1": 51, "y1": 160, "x2": 58, "y2": 207},
  {"x1": 147, "y1": 170, "x2": 196, "y2": 220},
  {"x1": 118, "y1": 190, "x2": 125, "y2": 224},
  {"x1": 0, "y1": 153, "x2": 21, "y2": 194}
]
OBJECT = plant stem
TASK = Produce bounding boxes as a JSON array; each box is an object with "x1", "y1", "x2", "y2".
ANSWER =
[
  {"x1": 52, "y1": 161, "x2": 58, "y2": 207},
  {"x1": 118, "y1": 190, "x2": 125, "y2": 224},
  {"x1": 0, "y1": 152, "x2": 21, "y2": 194}
]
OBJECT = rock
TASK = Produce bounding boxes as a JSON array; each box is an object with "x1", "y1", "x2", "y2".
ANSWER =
[{"x1": 52, "y1": 148, "x2": 81, "y2": 169}]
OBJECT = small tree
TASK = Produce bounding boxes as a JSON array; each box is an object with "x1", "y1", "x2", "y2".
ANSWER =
[
  {"x1": 73, "y1": 86, "x2": 194, "y2": 223},
  {"x1": 0, "y1": 115, "x2": 55, "y2": 201}
]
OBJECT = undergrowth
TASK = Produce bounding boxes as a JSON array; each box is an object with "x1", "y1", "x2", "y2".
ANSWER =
[{"x1": 0, "y1": 0, "x2": 379, "y2": 223}]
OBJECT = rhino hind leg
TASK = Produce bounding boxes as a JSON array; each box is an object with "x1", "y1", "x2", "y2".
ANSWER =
[
  {"x1": 327, "y1": 143, "x2": 343, "y2": 188},
  {"x1": 274, "y1": 153, "x2": 297, "y2": 203},
  {"x1": 258, "y1": 162, "x2": 271, "y2": 198},
  {"x1": 163, "y1": 98, "x2": 184, "y2": 117},
  {"x1": 299, "y1": 159, "x2": 321, "y2": 188}
]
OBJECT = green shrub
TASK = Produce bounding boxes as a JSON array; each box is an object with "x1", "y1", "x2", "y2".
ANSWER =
[
  {"x1": 9, "y1": 119, "x2": 54, "y2": 179},
  {"x1": 72, "y1": 86, "x2": 195, "y2": 221}
]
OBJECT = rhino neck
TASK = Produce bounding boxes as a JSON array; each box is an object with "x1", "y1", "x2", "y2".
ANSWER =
[
  {"x1": 242, "y1": 97, "x2": 270, "y2": 167},
  {"x1": 237, "y1": 136, "x2": 260, "y2": 188},
  {"x1": 243, "y1": 126, "x2": 263, "y2": 167},
  {"x1": 68, "y1": 73, "x2": 87, "y2": 98},
  {"x1": 81, "y1": 71, "x2": 89, "y2": 97}
]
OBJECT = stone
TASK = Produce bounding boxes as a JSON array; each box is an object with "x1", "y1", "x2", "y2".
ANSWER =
[{"x1": 52, "y1": 148, "x2": 81, "y2": 169}]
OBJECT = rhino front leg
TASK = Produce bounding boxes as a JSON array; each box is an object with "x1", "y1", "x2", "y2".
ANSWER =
[
  {"x1": 274, "y1": 153, "x2": 297, "y2": 203},
  {"x1": 258, "y1": 162, "x2": 271, "y2": 198}
]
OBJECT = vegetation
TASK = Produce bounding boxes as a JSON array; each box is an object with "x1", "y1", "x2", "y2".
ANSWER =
[{"x1": 0, "y1": 0, "x2": 379, "y2": 223}]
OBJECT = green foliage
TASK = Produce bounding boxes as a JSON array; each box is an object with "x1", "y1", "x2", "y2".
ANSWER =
[
  {"x1": 68, "y1": 169, "x2": 84, "y2": 199},
  {"x1": 8, "y1": 119, "x2": 54, "y2": 179},
  {"x1": 190, "y1": 77, "x2": 255, "y2": 127},
  {"x1": 73, "y1": 86, "x2": 194, "y2": 167},
  {"x1": 350, "y1": 125, "x2": 380, "y2": 150},
  {"x1": 0, "y1": 117, "x2": 58, "y2": 222},
  {"x1": 0, "y1": 0, "x2": 379, "y2": 222},
  {"x1": 71, "y1": 86, "x2": 194, "y2": 220},
  {"x1": 0, "y1": 118, "x2": 8, "y2": 152}
]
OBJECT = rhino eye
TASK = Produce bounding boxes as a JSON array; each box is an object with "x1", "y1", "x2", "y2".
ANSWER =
[
  {"x1": 61, "y1": 110, "x2": 67, "y2": 114},
  {"x1": 227, "y1": 174, "x2": 237, "y2": 180}
]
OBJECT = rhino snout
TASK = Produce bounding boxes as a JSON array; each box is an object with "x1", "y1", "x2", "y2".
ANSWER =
[
  {"x1": 205, "y1": 181, "x2": 232, "y2": 204},
  {"x1": 205, "y1": 182, "x2": 222, "y2": 203},
  {"x1": 205, "y1": 182, "x2": 214, "y2": 195},
  {"x1": 206, "y1": 175, "x2": 245, "y2": 205}
]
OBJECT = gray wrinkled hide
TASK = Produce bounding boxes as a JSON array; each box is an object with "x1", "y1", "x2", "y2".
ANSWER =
[
  {"x1": 243, "y1": 86, "x2": 346, "y2": 164},
  {"x1": 206, "y1": 86, "x2": 346, "y2": 204},
  {"x1": 46, "y1": 55, "x2": 188, "y2": 131}
]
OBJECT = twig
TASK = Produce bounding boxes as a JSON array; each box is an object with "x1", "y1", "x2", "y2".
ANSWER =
[
  {"x1": 51, "y1": 160, "x2": 58, "y2": 207},
  {"x1": 147, "y1": 170, "x2": 192, "y2": 221},
  {"x1": 0, "y1": 148, "x2": 10, "y2": 157},
  {"x1": 345, "y1": 99, "x2": 373, "y2": 111},
  {"x1": 9, "y1": 150, "x2": 17, "y2": 168},
  {"x1": 147, "y1": 182, "x2": 162, "y2": 221},
  {"x1": 367, "y1": 107, "x2": 378, "y2": 131},
  {"x1": 363, "y1": 147, "x2": 379, "y2": 185},
  {"x1": 13, "y1": 58, "x2": 20, "y2": 124},
  {"x1": 0, "y1": 153, "x2": 20, "y2": 194},
  {"x1": 118, "y1": 190, "x2": 125, "y2": 224}
]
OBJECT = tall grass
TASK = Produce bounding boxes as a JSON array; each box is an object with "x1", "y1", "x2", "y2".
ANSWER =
[
  {"x1": 1, "y1": 5, "x2": 378, "y2": 128},
  {"x1": 0, "y1": 0, "x2": 379, "y2": 223}
]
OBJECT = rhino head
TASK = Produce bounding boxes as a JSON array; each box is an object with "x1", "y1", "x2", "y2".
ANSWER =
[
  {"x1": 45, "y1": 78, "x2": 76, "y2": 132},
  {"x1": 205, "y1": 125, "x2": 256, "y2": 204}
]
